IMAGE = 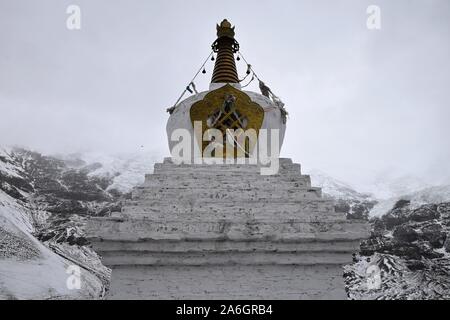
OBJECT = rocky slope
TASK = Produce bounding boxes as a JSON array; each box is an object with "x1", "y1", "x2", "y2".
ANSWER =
[
  {"x1": 300, "y1": 168, "x2": 450, "y2": 300},
  {"x1": 0, "y1": 147, "x2": 126, "y2": 299},
  {"x1": 344, "y1": 198, "x2": 450, "y2": 300}
]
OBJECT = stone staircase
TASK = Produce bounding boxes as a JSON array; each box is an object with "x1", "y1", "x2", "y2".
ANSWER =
[{"x1": 86, "y1": 158, "x2": 368, "y2": 299}]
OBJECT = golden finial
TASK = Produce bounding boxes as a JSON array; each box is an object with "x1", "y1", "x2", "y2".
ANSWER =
[{"x1": 216, "y1": 19, "x2": 235, "y2": 39}]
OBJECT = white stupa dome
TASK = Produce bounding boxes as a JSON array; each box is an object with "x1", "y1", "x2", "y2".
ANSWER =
[{"x1": 166, "y1": 20, "x2": 287, "y2": 161}]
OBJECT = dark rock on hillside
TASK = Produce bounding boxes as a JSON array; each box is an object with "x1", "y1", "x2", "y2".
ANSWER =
[
  {"x1": 405, "y1": 259, "x2": 426, "y2": 271},
  {"x1": 421, "y1": 223, "x2": 446, "y2": 248},
  {"x1": 45, "y1": 199, "x2": 90, "y2": 215},
  {"x1": 379, "y1": 203, "x2": 440, "y2": 230},
  {"x1": 345, "y1": 200, "x2": 450, "y2": 300},
  {"x1": 393, "y1": 199, "x2": 410, "y2": 210},
  {"x1": 360, "y1": 236, "x2": 392, "y2": 256},
  {"x1": 409, "y1": 205, "x2": 440, "y2": 222},
  {"x1": 393, "y1": 224, "x2": 419, "y2": 242},
  {"x1": 333, "y1": 199, "x2": 376, "y2": 220},
  {"x1": 438, "y1": 202, "x2": 450, "y2": 223}
]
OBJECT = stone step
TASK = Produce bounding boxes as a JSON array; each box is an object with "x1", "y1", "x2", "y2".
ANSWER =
[
  {"x1": 142, "y1": 176, "x2": 312, "y2": 189},
  {"x1": 131, "y1": 186, "x2": 322, "y2": 201},
  {"x1": 161, "y1": 157, "x2": 296, "y2": 164},
  {"x1": 87, "y1": 217, "x2": 369, "y2": 242},
  {"x1": 121, "y1": 199, "x2": 336, "y2": 215},
  {"x1": 153, "y1": 158, "x2": 302, "y2": 175},
  {"x1": 99, "y1": 251, "x2": 354, "y2": 266},
  {"x1": 153, "y1": 165, "x2": 302, "y2": 176},
  {"x1": 91, "y1": 239, "x2": 360, "y2": 253},
  {"x1": 119, "y1": 210, "x2": 345, "y2": 221},
  {"x1": 145, "y1": 172, "x2": 310, "y2": 183}
]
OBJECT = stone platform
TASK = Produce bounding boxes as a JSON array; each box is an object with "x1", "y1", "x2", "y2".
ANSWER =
[{"x1": 86, "y1": 158, "x2": 368, "y2": 299}]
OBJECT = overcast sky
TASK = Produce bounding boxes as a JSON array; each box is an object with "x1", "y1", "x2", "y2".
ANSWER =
[{"x1": 0, "y1": 0, "x2": 449, "y2": 190}]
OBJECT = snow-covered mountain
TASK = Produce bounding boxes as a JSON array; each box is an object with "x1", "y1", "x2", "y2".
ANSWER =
[
  {"x1": 0, "y1": 147, "x2": 111, "y2": 299},
  {"x1": 308, "y1": 168, "x2": 373, "y2": 201},
  {"x1": 305, "y1": 170, "x2": 450, "y2": 299},
  {"x1": 344, "y1": 183, "x2": 450, "y2": 300},
  {"x1": 362, "y1": 174, "x2": 434, "y2": 200},
  {"x1": 53, "y1": 150, "x2": 161, "y2": 194}
]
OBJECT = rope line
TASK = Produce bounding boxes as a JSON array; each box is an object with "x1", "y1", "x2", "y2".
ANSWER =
[
  {"x1": 237, "y1": 51, "x2": 262, "y2": 82},
  {"x1": 238, "y1": 51, "x2": 288, "y2": 123},
  {"x1": 170, "y1": 51, "x2": 258, "y2": 111},
  {"x1": 240, "y1": 75, "x2": 255, "y2": 89},
  {"x1": 170, "y1": 51, "x2": 213, "y2": 109}
]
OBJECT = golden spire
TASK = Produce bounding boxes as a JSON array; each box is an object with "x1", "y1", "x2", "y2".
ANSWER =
[{"x1": 211, "y1": 19, "x2": 239, "y2": 84}]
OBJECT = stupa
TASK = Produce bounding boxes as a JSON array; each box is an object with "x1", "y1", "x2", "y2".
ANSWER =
[{"x1": 86, "y1": 20, "x2": 368, "y2": 299}]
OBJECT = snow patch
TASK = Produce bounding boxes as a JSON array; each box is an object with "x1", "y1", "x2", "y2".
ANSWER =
[
  {"x1": 370, "y1": 185, "x2": 450, "y2": 217},
  {"x1": 306, "y1": 168, "x2": 373, "y2": 201},
  {"x1": 80, "y1": 151, "x2": 160, "y2": 193}
]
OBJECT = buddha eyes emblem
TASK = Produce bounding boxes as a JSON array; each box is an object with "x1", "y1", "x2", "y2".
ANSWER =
[{"x1": 206, "y1": 94, "x2": 249, "y2": 130}]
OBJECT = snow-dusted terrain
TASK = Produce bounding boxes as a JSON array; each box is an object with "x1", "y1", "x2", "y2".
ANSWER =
[
  {"x1": 0, "y1": 196, "x2": 104, "y2": 300},
  {"x1": 55, "y1": 150, "x2": 161, "y2": 194},
  {"x1": 0, "y1": 147, "x2": 109, "y2": 299},
  {"x1": 308, "y1": 168, "x2": 373, "y2": 201},
  {"x1": 371, "y1": 185, "x2": 450, "y2": 218}
]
